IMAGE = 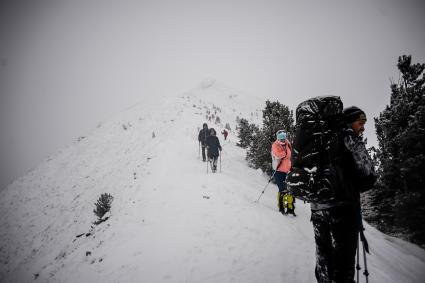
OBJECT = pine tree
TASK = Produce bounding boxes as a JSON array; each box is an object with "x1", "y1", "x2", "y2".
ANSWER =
[
  {"x1": 262, "y1": 100, "x2": 295, "y2": 144},
  {"x1": 246, "y1": 126, "x2": 267, "y2": 170},
  {"x1": 372, "y1": 55, "x2": 425, "y2": 245},
  {"x1": 93, "y1": 193, "x2": 114, "y2": 223},
  {"x1": 236, "y1": 118, "x2": 257, "y2": 148}
]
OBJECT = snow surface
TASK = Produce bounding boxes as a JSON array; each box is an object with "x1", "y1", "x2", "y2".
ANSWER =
[{"x1": 1, "y1": 79, "x2": 425, "y2": 283}]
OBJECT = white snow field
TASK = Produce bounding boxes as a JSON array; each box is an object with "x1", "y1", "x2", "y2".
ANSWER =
[{"x1": 1, "y1": 80, "x2": 425, "y2": 283}]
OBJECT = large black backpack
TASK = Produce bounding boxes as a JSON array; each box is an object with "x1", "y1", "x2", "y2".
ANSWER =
[{"x1": 286, "y1": 96, "x2": 344, "y2": 203}]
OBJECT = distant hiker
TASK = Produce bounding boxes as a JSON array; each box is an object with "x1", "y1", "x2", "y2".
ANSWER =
[
  {"x1": 287, "y1": 98, "x2": 376, "y2": 283},
  {"x1": 206, "y1": 128, "x2": 222, "y2": 173},
  {"x1": 198, "y1": 123, "x2": 210, "y2": 162},
  {"x1": 221, "y1": 129, "x2": 228, "y2": 140},
  {"x1": 271, "y1": 130, "x2": 294, "y2": 215}
]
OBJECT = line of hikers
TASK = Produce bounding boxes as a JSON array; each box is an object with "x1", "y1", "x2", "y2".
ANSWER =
[
  {"x1": 197, "y1": 97, "x2": 376, "y2": 283},
  {"x1": 198, "y1": 123, "x2": 222, "y2": 173},
  {"x1": 198, "y1": 122, "x2": 296, "y2": 214}
]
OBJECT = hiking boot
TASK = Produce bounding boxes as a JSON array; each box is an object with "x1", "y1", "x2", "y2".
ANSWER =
[{"x1": 277, "y1": 192, "x2": 285, "y2": 213}]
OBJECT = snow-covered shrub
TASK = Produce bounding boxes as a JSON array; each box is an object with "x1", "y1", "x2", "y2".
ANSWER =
[
  {"x1": 93, "y1": 193, "x2": 114, "y2": 221},
  {"x1": 236, "y1": 118, "x2": 256, "y2": 149}
]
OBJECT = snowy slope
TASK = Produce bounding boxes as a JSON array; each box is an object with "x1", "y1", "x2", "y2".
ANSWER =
[{"x1": 1, "y1": 80, "x2": 425, "y2": 283}]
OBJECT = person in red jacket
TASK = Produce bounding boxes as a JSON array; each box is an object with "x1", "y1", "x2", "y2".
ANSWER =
[
  {"x1": 271, "y1": 130, "x2": 295, "y2": 215},
  {"x1": 221, "y1": 129, "x2": 228, "y2": 140}
]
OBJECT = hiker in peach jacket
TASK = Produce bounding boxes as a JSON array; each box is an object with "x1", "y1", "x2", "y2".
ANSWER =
[{"x1": 271, "y1": 130, "x2": 295, "y2": 215}]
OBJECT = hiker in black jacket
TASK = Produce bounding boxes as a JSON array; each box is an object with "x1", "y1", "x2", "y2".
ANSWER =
[
  {"x1": 206, "y1": 128, "x2": 222, "y2": 173},
  {"x1": 198, "y1": 123, "x2": 210, "y2": 162},
  {"x1": 311, "y1": 106, "x2": 376, "y2": 283}
]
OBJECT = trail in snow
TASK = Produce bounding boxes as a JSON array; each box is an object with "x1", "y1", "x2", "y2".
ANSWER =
[{"x1": 1, "y1": 80, "x2": 425, "y2": 283}]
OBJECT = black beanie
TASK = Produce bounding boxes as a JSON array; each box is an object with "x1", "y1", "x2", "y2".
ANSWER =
[{"x1": 343, "y1": 106, "x2": 367, "y2": 124}]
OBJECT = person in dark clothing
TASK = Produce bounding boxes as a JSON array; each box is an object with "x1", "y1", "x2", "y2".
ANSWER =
[
  {"x1": 198, "y1": 123, "x2": 210, "y2": 161},
  {"x1": 206, "y1": 128, "x2": 222, "y2": 173},
  {"x1": 311, "y1": 106, "x2": 376, "y2": 283}
]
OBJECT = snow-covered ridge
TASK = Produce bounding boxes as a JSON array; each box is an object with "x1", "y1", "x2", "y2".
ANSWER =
[{"x1": 1, "y1": 81, "x2": 424, "y2": 283}]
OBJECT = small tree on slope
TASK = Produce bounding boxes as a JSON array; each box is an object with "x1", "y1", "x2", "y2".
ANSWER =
[
  {"x1": 236, "y1": 118, "x2": 258, "y2": 149},
  {"x1": 93, "y1": 193, "x2": 114, "y2": 224}
]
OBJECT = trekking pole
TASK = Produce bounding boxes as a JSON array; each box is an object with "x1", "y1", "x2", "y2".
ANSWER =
[
  {"x1": 205, "y1": 144, "x2": 209, "y2": 174},
  {"x1": 255, "y1": 170, "x2": 277, "y2": 202},
  {"x1": 357, "y1": 205, "x2": 370, "y2": 283},
  {"x1": 362, "y1": 238, "x2": 369, "y2": 283},
  {"x1": 356, "y1": 233, "x2": 361, "y2": 283},
  {"x1": 256, "y1": 157, "x2": 284, "y2": 203},
  {"x1": 360, "y1": 229, "x2": 370, "y2": 283},
  {"x1": 220, "y1": 153, "x2": 222, "y2": 173}
]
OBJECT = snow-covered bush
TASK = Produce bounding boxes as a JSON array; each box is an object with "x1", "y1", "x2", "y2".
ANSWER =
[{"x1": 93, "y1": 193, "x2": 114, "y2": 222}]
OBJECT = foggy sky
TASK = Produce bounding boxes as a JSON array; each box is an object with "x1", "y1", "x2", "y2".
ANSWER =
[{"x1": 1, "y1": 0, "x2": 425, "y2": 190}]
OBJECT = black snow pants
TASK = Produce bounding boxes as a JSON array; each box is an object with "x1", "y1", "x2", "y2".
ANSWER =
[{"x1": 311, "y1": 205, "x2": 359, "y2": 283}]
